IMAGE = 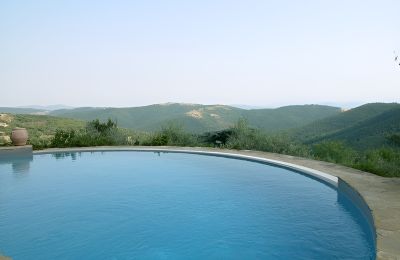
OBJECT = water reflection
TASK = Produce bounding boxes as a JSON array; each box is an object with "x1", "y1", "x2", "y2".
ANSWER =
[
  {"x1": 50, "y1": 151, "x2": 111, "y2": 161},
  {"x1": 0, "y1": 154, "x2": 33, "y2": 174},
  {"x1": 50, "y1": 151, "x2": 165, "y2": 160},
  {"x1": 52, "y1": 152, "x2": 81, "y2": 161}
]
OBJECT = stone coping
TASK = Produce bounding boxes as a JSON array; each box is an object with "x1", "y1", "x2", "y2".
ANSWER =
[
  {"x1": 0, "y1": 145, "x2": 32, "y2": 155},
  {"x1": 2, "y1": 146, "x2": 399, "y2": 259}
]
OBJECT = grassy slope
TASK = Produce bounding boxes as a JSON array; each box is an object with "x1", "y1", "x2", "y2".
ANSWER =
[
  {"x1": 0, "y1": 114, "x2": 85, "y2": 146},
  {"x1": 313, "y1": 107, "x2": 400, "y2": 150},
  {"x1": 292, "y1": 103, "x2": 400, "y2": 141},
  {"x1": 291, "y1": 103, "x2": 400, "y2": 149},
  {"x1": 50, "y1": 103, "x2": 341, "y2": 133},
  {"x1": 244, "y1": 105, "x2": 341, "y2": 131}
]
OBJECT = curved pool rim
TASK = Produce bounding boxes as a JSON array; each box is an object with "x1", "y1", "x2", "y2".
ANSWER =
[
  {"x1": 31, "y1": 147, "x2": 377, "y2": 254},
  {"x1": 35, "y1": 148, "x2": 339, "y2": 187}
]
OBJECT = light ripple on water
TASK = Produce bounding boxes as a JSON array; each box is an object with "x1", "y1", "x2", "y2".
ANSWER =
[{"x1": 0, "y1": 151, "x2": 375, "y2": 259}]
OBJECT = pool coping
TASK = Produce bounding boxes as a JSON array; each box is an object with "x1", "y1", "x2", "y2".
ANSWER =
[{"x1": 3, "y1": 146, "x2": 399, "y2": 259}]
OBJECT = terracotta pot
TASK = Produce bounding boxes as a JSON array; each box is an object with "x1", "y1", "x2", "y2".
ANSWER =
[{"x1": 11, "y1": 127, "x2": 28, "y2": 146}]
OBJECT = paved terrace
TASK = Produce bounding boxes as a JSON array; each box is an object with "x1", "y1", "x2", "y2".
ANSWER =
[{"x1": 1, "y1": 146, "x2": 399, "y2": 259}]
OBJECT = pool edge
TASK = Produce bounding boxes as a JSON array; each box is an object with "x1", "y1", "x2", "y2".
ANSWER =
[{"x1": 27, "y1": 146, "x2": 400, "y2": 259}]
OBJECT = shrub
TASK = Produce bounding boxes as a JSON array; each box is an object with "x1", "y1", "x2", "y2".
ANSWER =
[
  {"x1": 355, "y1": 148, "x2": 400, "y2": 177},
  {"x1": 225, "y1": 118, "x2": 260, "y2": 149},
  {"x1": 143, "y1": 122, "x2": 198, "y2": 146},
  {"x1": 50, "y1": 119, "x2": 128, "y2": 147},
  {"x1": 387, "y1": 133, "x2": 400, "y2": 147},
  {"x1": 312, "y1": 141, "x2": 357, "y2": 165},
  {"x1": 86, "y1": 119, "x2": 116, "y2": 135},
  {"x1": 224, "y1": 119, "x2": 310, "y2": 156},
  {"x1": 200, "y1": 129, "x2": 234, "y2": 147},
  {"x1": 51, "y1": 129, "x2": 77, "y2": 148}
]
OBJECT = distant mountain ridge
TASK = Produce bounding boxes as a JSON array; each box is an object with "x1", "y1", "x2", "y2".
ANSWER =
[
  {"x1": 0, "y1": 107, "x2": 47, "y2": 114},
  {"x1": 17, "y1": 104, "x2": 74, "y2": 111},
  {"x1": 0, "y1": 105, "x2": 73, "y2": 115},
  {"x1": 48, "y1": 103, "x2": 341, "y2": 133}
]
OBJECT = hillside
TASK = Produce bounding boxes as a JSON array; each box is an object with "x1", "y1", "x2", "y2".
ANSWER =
[
  {"x1": 243, "y1": 105, "x2": 341, "y2": 131},
  {"x1": 310, "y1": 107, "x2": 400, "y2": 150},
  {"x1": 292, "y1": 103, "x2": 400, "y2": 149},
  {"x1": 51, "y1": 104, "x2": 243, "y2": 133},
  {"x1": 49, "y1": 103, "x2": 341, "y2": 133},
  {"x1": 0, "y1": 105, "x2": 73, "y2": 114},
  {"x1": 0, "y1": 107, "x2": 47, "y2": 114},
  {"x1": 292, "y1": 103, "x2": 400, "y2": 141},
  {"x1": 0, "y1": 113, "x2": 85, "y2": 147}
]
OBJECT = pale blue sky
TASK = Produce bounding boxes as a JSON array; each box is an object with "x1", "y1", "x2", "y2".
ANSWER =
[{"x1": 1, "y1": 0, "x2": 399, "y2": 107}]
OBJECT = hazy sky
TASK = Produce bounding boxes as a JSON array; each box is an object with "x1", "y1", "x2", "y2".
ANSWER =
[{"x1": 1, "y1": 0, "x2": 399, "y2": 107}]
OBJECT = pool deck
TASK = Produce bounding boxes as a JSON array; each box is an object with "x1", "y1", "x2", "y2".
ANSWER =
[{"x1": 2, "y1": 146, "x2": 399, "y2": 259}]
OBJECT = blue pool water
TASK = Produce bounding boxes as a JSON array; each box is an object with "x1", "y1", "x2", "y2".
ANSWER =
[{"x1": 0, "y1": 151, "x2": 375, "y2": 259}]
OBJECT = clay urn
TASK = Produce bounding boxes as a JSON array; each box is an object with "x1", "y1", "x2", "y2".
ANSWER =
[{"x1": 11, "y1": 127, "x2": 28, "y2": 146}]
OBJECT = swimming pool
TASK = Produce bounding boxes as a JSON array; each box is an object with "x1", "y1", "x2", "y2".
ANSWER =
[{"x1": 0, "y1": 151, "x2": 375, "y2": 259}]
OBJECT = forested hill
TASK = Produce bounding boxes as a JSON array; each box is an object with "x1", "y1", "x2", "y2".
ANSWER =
[
  {"x1": 292, "y1": 103, "x2": 400, "y2": 149},
  {"x1": 242, "y1": 105, "x2": 342, "y2": 131},
  {"x1": 48, "y1": 103, "x2": 341, "y2": 133}
]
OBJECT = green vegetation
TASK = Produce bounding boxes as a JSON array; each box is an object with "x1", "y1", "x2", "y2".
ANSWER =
[
  {"x1": 221, "y1": 119, "x2": 310, "y2": 157},
  {"x1": 0, "y1": 114, "x2": 85, "y2": 149},
  {"x1": 51, "y1": 119, "x2": 128, "y2": 147},
  {"x1": 1, "y1": 102, "x2": 399, "y2": 177},
  {"x1": 387, "y1": 133, "x2": 400, "y2": 146},
  {"x1": 242, "y1": 105, "x2": 341, "y2": 132},
  {"x1": 0, "y1": 114, "x2": 140, "y2": 149},
  {"x1": 355, "y1": 148, "x2": 400, "y2": 177},
  {"x1": 312, "y1": 141, "x2": 357, "y2": 165},
  {"x1": 302, "y1": 107, "x2": 400, "y2": 150},
  {"x1": 142, "y1": 123, "x2": 198, "y2": 146},
  {"x1": 292, "y1": 103, "x2": 400, "y2": 146},
  {"x1": 48, "y1": 103, "x2": 341, "y2": 133},
  {"x1": 311, "y1": 141, "x2": 400, "y2": 177},
  {"x1": 216, "y1": 122, "x2": 400, "y2": 177}
]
